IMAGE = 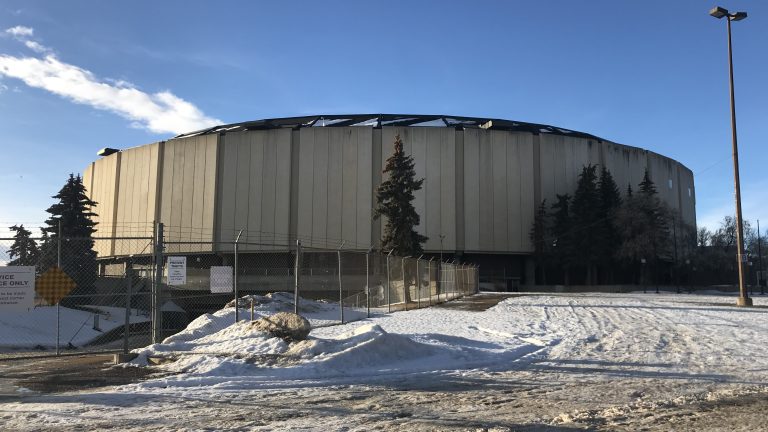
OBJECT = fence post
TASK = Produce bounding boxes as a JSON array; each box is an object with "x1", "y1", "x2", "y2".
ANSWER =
[
  {"x1": 464, "y1": 265, "x2": 468, "y2": 294},
  {"x1": 476, "y1": 265, "x2": 480, "y2": 294},
  {"x1": 338, "y1": 249, "x2": 344, "y2": 323},
  {"x1": 123, "y1": 266, "x2": 133, "y2": 354},
  {"x1": 234, "y1": 229, "x2": 243, "y2": 323},
  {"x1": 435, "y1": 260, "x2": 440, "y2": 303},
  {"x1": 453, "y1": 262, "x2": 458, "y2": 299},
  {"x1": 294, "y1": 240, "x2": 301, "y2": 314},
  {"x1": 386, "y1": 250, "x2": 393, "y2": 313},
  {"x1": 428, "y1": 258, "x2": 434, "y2": 306},
  {"x1": 366, "y1": 250, "x2": 370, "y2": 318},
  {"x1": 56, "y1": 220, "x2": 61, "y2": 356},
  {"x1": 416, "y1": 256, "x2": 422, "y2": 309},
  {"x1": 463, "y1": 265, "x2": 466, "y2": 295},
  {"x1": 152, "y1": 222, "x2": 164, "y2": 344},
  {"x1": 402, "y1": 256, "x2": 408, "y2": 311}
]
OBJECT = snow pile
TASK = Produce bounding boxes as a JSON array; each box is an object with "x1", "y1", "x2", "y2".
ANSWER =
[
  {"x1": 284, "y1": 323, "x2": 447, "y2": 373},
  {"x1": 128, "y1": 293, "x2": 549, "y2": 386}
]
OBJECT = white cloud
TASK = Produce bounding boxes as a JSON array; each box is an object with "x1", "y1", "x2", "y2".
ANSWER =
[
  {"x1": 5, "y1": 26, "x2": 33, "y2": 37},
  {"x1": 0, "y1": 54, "x2": 221, "y2": 134},
  {"x1": 3, "y1": 26, "x2": 229, "y2": 136},
  {"x1": 23, "y1": 40, "x2": 50, "y2": 54},
  {"x1": 0, "y1": 26, "x2": 221, "y2": 135}
]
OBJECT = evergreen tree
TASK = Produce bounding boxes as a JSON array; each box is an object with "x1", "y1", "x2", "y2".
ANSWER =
[
  {"x1": 40, "y1": 174, "x2": 99, "y2": 304},
  {"x1": 550, "y1": 194, "x2": 573, "y2": 285},
  {"x1": 374, "y1": 134, "x2": 428, "y2": 256},
  {"x1": 616, "y1": 170, "x2": 670, "y2": 285},
  {"x1": 615, "y1": 192, "x2": 652, "y2": 283},
  {"x1": 8, "y1": 224, "x2": 39, "y2": 266},
  {"x1": 637, "y1": 169, "x2": 671, "y2": 264},
  {"x1": 596, "y1": 166, "x2": 622, "y2": 283},
  {"x1": 529, "y1": 199, "x2": 550, "y2": 284},
  {"x1": 374, "y1": 135, "x2": 427, "y2": 304},
  {"x1": 639, "y1": 169, "x2": 657, "y2": 196},
  {"x1": 570, "y1": 165, "x2": 600, "y2": 285}
]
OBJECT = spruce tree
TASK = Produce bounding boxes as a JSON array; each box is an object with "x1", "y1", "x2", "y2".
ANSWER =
[
  {"x1": 639, "y1": 169, "x2": 657, "y2": 196},
  {"x1": 637, "y1": 169, "x2": 671, "y2": 267},
  {"x1": 550, "y1": 194, "x2": 573, "y2": 285},
  {"x1": 570, "y1": 165, "x2": 600, "y2": 285},
  {"x1": 374, "y1": 134, "x2": 428, "y2": 256},
  {"x1": 8, "y1": 224, "x2": 39, "y2": 266},
  {"x1": 596, "y1": 166, "x2": 622, "y2": 283},
  {"x1": 529, "y1": 200, "x2": 550, "y2": 284},
  {"x1": 40, "y1": 174, "x2": 99, "y2": 304},
  {"x1": 615, "y1": 191, "x2": 652, "y2": 283},
  {"x1": 616, "y1": 170, "x2": 670, "y2": 285}
]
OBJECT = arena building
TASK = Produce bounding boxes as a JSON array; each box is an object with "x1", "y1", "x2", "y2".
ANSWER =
[{"x1": 83, "y1": 114, "x2": 695, "y2": 288}]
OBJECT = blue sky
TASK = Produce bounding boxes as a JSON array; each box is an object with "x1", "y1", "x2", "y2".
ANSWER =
[{"x1": 0, "y1": 1, "x2": 765, "y2": 234}]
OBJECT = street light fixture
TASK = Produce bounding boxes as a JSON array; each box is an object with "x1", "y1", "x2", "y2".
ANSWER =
[{"x1": 709, "y1": 6, "x2": 752, "y2": 307}]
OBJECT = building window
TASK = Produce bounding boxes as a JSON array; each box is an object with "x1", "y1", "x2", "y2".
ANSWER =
[{"x1": 668, "y1": 179, "x2": 673, "y2": 189}]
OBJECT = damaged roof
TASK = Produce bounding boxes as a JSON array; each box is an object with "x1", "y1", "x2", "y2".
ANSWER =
[{"x1": 173, "y1": 114, "x2": 605, "y2": 141}]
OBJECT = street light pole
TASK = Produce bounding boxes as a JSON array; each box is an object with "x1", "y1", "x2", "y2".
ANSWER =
[
  {"x1": 710, "y1": 6, "x2": 751, "y2": 307},
  {"x1": 758, "y1": 219, "x2": 764, "y2": 295}
]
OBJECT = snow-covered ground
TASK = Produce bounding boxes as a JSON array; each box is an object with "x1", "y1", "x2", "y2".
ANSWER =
[
  {"x1": 2, "y1": 291, "x2": 768, "y2": 431},
  {"x1": 0, "y1": 304, "x2": 149, "y2": 351}
]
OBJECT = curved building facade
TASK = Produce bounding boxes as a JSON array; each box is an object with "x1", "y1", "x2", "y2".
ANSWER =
[{"x1": 83, "y1": 114, "x2": 695, "y2": 283}]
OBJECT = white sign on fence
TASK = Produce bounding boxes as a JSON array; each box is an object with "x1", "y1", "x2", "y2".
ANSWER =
[
  {"x1": 0, "y1": 266, "x2": 36, "y2": 311},
  {"x1": 167, "y1": 256, "x2": 187, "y2": 286},
  {"x1": 210, "y1": 266, "x2": 233, "y2": 293}
]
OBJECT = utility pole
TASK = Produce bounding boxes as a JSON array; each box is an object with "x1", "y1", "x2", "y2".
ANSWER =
[
  {"x1": 709, "y1": 6, "x2": 751, "y2": 306},
  {"x1": 759, "y1": 219, "x2": 764, "y2": 295}
]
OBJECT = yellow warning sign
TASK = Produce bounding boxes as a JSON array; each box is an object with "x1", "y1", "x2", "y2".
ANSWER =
[{"x1": 36, "y1": 267, "x2": 77, "y2": 305}]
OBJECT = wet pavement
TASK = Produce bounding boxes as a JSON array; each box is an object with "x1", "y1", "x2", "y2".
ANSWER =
[{"x1": 0, "y1": 354, "x2": 158, "y2": 398}]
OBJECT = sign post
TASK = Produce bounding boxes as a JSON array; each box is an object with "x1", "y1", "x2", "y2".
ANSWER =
[{"x1": 36, "y1": 266, "x2": 77, "y2": 355}]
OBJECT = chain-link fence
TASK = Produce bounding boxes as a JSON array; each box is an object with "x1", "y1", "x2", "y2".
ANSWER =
[
  {"x1": 0, "y1": 236, "x2": 154, "y2": 359},
  {"x1": 0, "y1": 223, "x2": 479, "y2": 360}
]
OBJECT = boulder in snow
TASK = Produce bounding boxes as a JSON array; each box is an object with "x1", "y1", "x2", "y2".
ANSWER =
[{"x1": 251, "y1": 312, "x2": 311, "y2": 341}]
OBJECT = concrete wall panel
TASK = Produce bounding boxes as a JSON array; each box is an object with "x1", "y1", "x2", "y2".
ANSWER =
[
  {"x1": 326, "y1": 130, "x2": 344, "y2": 244},
  {"x1": 159, "y1": 135, "x2": 217, "y2": 251},
  {"x1": 216, "y1": 130, "x2": 291, "y2": 250},
  {"x1": 274, "y1": 131, "x2": 293, "y2": 248},
  {"x1": 112, "y1": 143, "x2": 159, "y2": 255},
  {"x1": 463, "y1": 129, "x2": 481, "y2": 251},
  {"x1": 297, "y1": 130, "x2": 315, "y2": 245},
  {"x1": 85, "y1": 123, "x2": 696, "y2": 258},
  {"x1": 356, "y1": 128, "x2": 373, "y2": 248},
  {"x1": 438, "y1": 129, "x2": 457, "y2": 251},
  {"x1": 299, "y1": 128, "x2": 373, "y2": 249},
  {"x1": 88, "y1": 153, "x2": 119, "y2": 256}
]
